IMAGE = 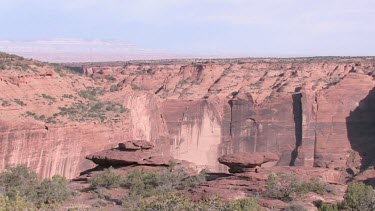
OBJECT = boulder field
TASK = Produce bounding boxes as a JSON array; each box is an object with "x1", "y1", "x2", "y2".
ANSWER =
[{"x1": 0, "y1": 54, "x2": 374, "y2": 182}]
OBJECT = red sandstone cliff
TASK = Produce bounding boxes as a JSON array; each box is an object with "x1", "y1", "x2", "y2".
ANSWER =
[{"x1": 1, "y1": 54, "x2": 374, "y2": 178}]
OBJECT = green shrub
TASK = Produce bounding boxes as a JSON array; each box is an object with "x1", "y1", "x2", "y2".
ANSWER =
[
  {"x1": 37, "y1": 175, "x2": 73, "y2": 205},
  {"x1": 121, "y1": 167, "x2": 208, "y2": 209},
  {"x1": 122, "y1": 167, "x2": 206, "y2": 197},
  {"x1": 0, "y1": 165, "x2": 39, "y2": 200},
  {"x1": 0, "y1": 165, "x2": 73, "y2": 209},
  {"x1": 298, "y1": 177, "x2": 326, "y2": 195},
  {"x1": 136, "y1": 192, "x2": 193, "y2": 211},
  {"x1": 25, "y1": 111, "x2": 45, "y2": 121},
  {"x1": 62, "y1": 94, "x2": 74, "y2": 99},
  {"x1": 343, "y1": 182, "x2": 375, "y2": 211},
  {"x1": 92, "y1": 187, "x2": 111, "y2": 200},
  {"x1": 41, "y1": 94, "x2": 56, "y2": 102},
  {"x1": 285, "y1": 203, "x2": 308, "y2": 211},
  {"x1": 89, "y1": 167, "x2": 122, "y2": 189},
  {"x1": 265, "y1": 173, "x2": 327, "y2": 201},
  {"x1": 105, "y1": 76, "x2": 116, "y2": 81},
  {"x1": 122, "y1": 169, "x2": 160, "y2": 197},
  {"x1": 0, "y1": 195, "x2": 36, "y2": 210},
  {"x1": 125, "y1": 193, "x2": 260, "y2": 211},
  {"x1": 78, "y1": 87, "x2": 104, "y2": 101},
  {"x1": 265, "y1": 173, "x2": 301, "y2": 201},
  {"x1": 0, "y1": 63, "x2": 6, "y2": 70},
  {"x1": 225, "y1": 197, "x2": 260, "y2": 211},
  {"x1": 0, "y1": 98, "x2": 10, "y2": 106},
  {"x1": 121, "y1": 193, "x2": 144, "y2": 210},
  {"x1": 315, "y1": 201, "x2": 340, "y2": 211},
  {"x1": 54, "y1": 67, "x2": 64, "y2": 76},
  {"x1": 14, "y1": 99, "x2": 26, "y2": 106},
  {"x1": 109, "y1": 84, "x2": 120, "y2": 92},
  {"x1": 56, "y1": 100, "x2": 128, "y2": 123}
]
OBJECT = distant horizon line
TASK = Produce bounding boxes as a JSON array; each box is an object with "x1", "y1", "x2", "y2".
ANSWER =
[{"x1": 2, "y1": 50, "x2": 375, "y2": 64}]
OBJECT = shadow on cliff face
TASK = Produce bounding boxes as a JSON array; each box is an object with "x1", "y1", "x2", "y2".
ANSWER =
[
  {"x1": 290, "y1": 93, "x2": 303, "y2": 166},
  {"x1": 346, "y1": 87, "x2": 375, "y2": 175}
]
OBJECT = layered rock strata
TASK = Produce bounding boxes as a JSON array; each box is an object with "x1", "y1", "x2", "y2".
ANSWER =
[{"x1": 1, "y1": 54, "x2": 375, "y2": 179}]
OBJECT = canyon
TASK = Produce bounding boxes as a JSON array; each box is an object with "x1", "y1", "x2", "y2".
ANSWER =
[{"x1": 0, "y1": 53, "x2": 374, "y2": 182}]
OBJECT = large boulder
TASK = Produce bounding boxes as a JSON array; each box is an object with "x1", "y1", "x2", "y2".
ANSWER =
[
  {"x1": 86, "y1": 143, "x2": 182, "y2": 168},
  {"x1": 118, "y1": 140, "x2": 154, "y2": 151},
  {"x1": 218, "y1": 152, "x2": 279, "y2": 173},
  {"x1": 86, "y1": 148, "x2": 152, "y2": 166}
]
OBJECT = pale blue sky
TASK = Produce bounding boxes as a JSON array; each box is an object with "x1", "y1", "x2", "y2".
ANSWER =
[{"x1": 1, "y1": 0, "x2": 375, "y2": 57}]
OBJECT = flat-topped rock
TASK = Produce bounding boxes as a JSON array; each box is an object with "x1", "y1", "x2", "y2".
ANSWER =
[
  {"x1": 86, "y1": 149, "x2": 152, "y2": 166},
  {"x1": 218, "y1": 152, "x2": 279, "y2": 173},
  {"x1": 118, "y1": 140, "x2": 154, "y2": 151},
  {"x1": 86, "y1": 147, "x2": 179, "y2": 168}
]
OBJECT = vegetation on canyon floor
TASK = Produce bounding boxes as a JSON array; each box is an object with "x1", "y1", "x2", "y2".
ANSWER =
[
  {"x1": 265, "y1": 172, "x2": 327, "y2": 201},
  {"x1": 0, "y1": 164, "x2": 374, "y2": 210},
  {"x1": 88, "y1": 166, "x2": 261, "y2": 210},
  {"x1": 0, "y1": 165, "x2": 76, "y2": 210}
]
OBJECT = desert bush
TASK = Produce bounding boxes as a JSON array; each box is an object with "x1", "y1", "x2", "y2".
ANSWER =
[
  {"x1": 123, "y1": 166, "x2": 206, "y2": 197},
  {"x1": 126, "y1": 193, "x2": 260, "y2": 211},
  {"x1": 1, "y1": 101, "x2": 10, "y2": 106},
  {"x1": 135, "y1": 191, "x2": 193, "y2": 211},
  {"x1": 225, "y1": 197, "x2": 260, "y2": 211},
  {"x1": 105, "y1": 76, "x2": 116, "y2": 81},
  {"x1": 62, "y1": 94, "x2": 74, "y2": 99},
  {"x1": 122, "y1": 169, "x2": 160, "y2": 197},
  {"x1": 0, "y1": 98, "x2": 10, "y2": 107},
  {"x1": 298, "y1": 177, "x2": 326, "y2": 195},
  {"x1": 14, "y1": 98, "x2": 26, "y2": 106},
  {"x1": 0, "y1": 165, "x2": 74, "y2": 209},
  {"x1": 57, "y1": 100, "x2": 128, "y2": 123},
  {"x1": 285, "y1": 203, "x2": 308, "y2": 211},
  {"x1": 343, "y1": 182, "x2": 375, "y2": 211},
  {"x1": 37, "y1": 175, "x2": 73, "y2": 206},
  {"x1": 315, "y1": 201, "x2": 340, "y2": 211},
  {"x1": 92, "y1": 199, "x2": 111, "y2": 208},
  {"x1": 54, "y1": 67, "x2": 63, "y2": 76},
  {"x1": 0, "y1": 165, "x2": 39, "y2": 200},
  {"x1": 265, "y1": 173, "x2": 301, "y2": 201},
  {"x1": 325, "y1": 184, "x2": 339, "y2": 196},
  {"x1": 0, "y1": 63, "x2": 6, "y2": 70},
  {"x1": 109, "y1": 84, "x2": 120, "y2": 92},
  {"x1": 25, "y1": 111, "x2": 45, "y2": 121},
  {"x1": 89, "y1": 167, "x2": 122, "y2": 189},
  {"x1": 41, "y1": 93, "x2": 56, "y2": 102},
  {"x1": 92, "y1": 187, "x2": 112, "y2": 200},
  {"x1": 121, "y1": 167, "x2": 209, "y2": 209},
  {"x1": 0, "y1": 195, "x2": 36, "y2": 210},
  {"x1": 78, "y1": 87, "x2": 104, "y2": 101},
  {"x1": 265, "y1": 173, "x2": 326, "y2": 201}
]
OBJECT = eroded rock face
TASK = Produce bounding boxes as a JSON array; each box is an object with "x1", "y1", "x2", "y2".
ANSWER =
[
  {"x1": 0, "y1": 120, "x2": 131, "y2": 179},
  {"x1": 1, "y1": 55, "x2": 375, "y2": 179},
  {"x1": 218, "y1": 152, "x2": 279, "y2": 173}
]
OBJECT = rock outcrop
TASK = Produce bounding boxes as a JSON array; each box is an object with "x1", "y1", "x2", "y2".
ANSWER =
[
  {"x1": 87, "y1": 141, "x2": 179, "y2": 167},
  {"x1": 118, "y1": 140, "x2": 154, "y2": 151},
  {"x1": 218, "y1": 152, "x2": 279, "y2": 173}
]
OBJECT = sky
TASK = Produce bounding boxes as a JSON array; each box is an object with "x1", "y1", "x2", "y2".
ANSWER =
[{"x1": 0, "y1": 0, "x2": 375, "y2": 61}]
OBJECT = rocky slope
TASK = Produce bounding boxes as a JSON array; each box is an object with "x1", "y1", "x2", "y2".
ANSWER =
[
  {"x1": 1, "y1": 52, "x2": 374, "y2": 180},
  {"x1": 0, "y1": 53, "x2": 166, "y2": 179}
]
